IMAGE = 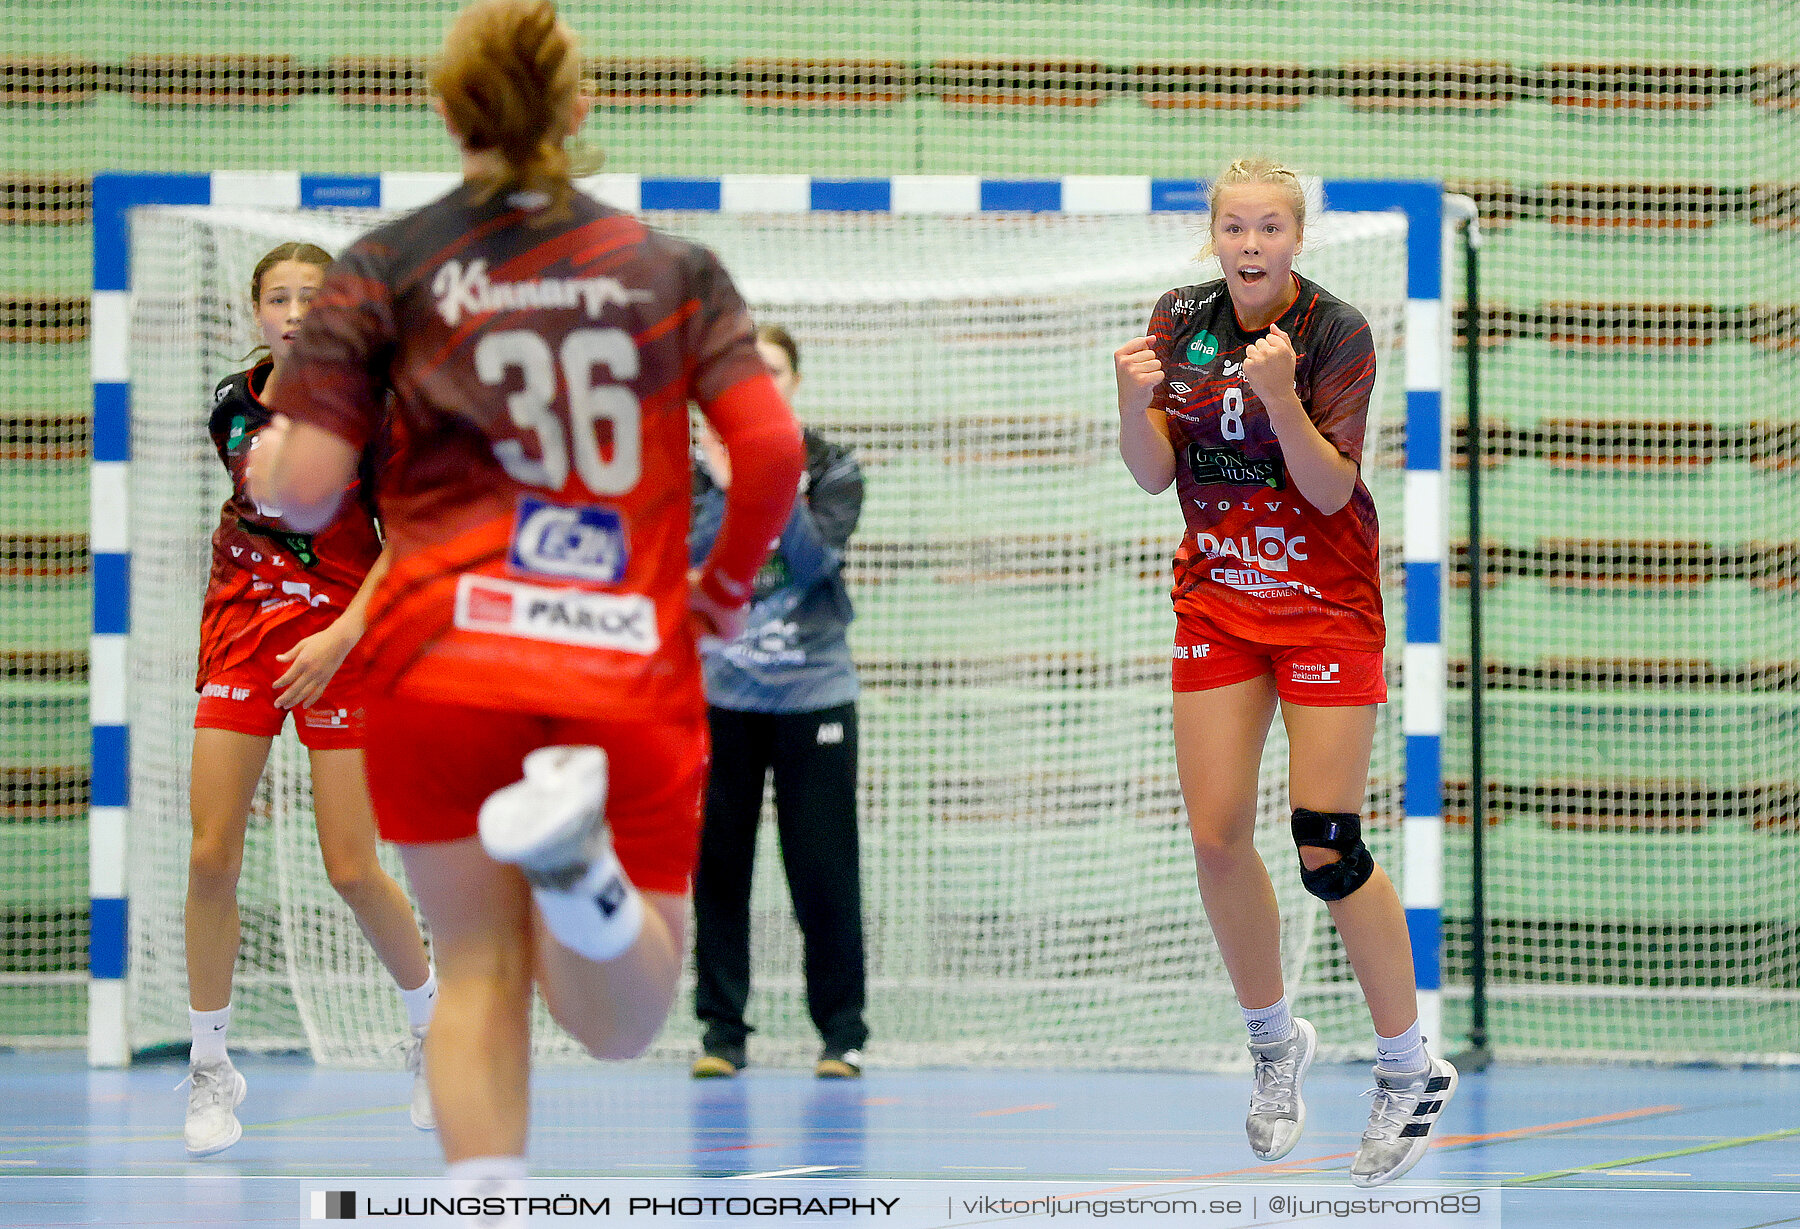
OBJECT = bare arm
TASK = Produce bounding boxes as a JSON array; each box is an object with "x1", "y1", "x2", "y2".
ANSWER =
[
  {"x1": 249, "y1": 408, "x2": 360, "y2": 533},
  {"x1": 1114, "y1": 336, "x2": 1177, "y2": 494},
  {"x1": 1242, "y1": 323, "x2": 1358, "y2": 515}
]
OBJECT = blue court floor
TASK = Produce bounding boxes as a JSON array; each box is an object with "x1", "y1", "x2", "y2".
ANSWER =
[{"x1": 0, "y1": 1051, "x2": 1796, "y2": 1226}]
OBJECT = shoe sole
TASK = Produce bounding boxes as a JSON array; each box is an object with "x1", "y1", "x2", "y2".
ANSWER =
[
  {"x1": 478, "y1": 748, "x2": 612, "y2": 874},
  {"x1": 691, "y1": 1056, "x2": 740, "y2": 1079},
  {"x1": 815, "y1": 1061, "x2": 861, "y2": 1079},
  {"x1": 1350, "y1": 1059, "x2": 1460, "y2": 1188},
  {"x1": 1250, "y1": 1018, "x2": 1317, "y2": 1162},
  {"x1": 184, "y1": 1071, "x2": 247, "y2": 1158}
]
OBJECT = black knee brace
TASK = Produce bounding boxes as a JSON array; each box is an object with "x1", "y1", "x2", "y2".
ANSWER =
[{"x1": 1292, "y1": 808, "x2": 1376, "y2": 901}]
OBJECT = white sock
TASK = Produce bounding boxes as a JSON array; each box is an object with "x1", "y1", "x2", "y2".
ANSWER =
[
  {"x1": 399, "y1": 970, "x2": 438, "y2": 1032},
  {"x1": 189, "y1": 1004, "x2": 232, "y2": 1066},
  {"x1": 1242, "y1": 996, "x2": 1294, "y2": 1046},
  {"x1": 445, "y1": 1155, "x2": 528, "y2": 1213},
  {"x1": 1375, "y1": 1020, "x2": 1429, "y2": 1073},
  {"x1": 530, "y1": 849, "x2": 644, "y2": 963}
]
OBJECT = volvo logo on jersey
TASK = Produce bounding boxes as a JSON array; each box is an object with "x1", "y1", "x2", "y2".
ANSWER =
[
  {"x1": 1187, "y1": 444, "x2": 1286, "y2": 489},
  {"x1": 509, "y1": 495, "x2": 628, "y2": 583}
]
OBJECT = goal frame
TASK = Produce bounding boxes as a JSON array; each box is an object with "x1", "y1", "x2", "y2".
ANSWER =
[{"x1": 87, "y1": 170, "x2": 1451, "y2": 1066}]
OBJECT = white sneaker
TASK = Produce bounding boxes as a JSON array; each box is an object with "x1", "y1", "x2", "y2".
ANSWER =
[
  {"x1": 478, "y1": 746, "x2": 610, "y2": 888},
  {"x1": 404, "y1": 1027, "x2": 434, "y2": 1130},
  {"x1": 1351, "y1": 1055, "x2": 1459, "y2": 1187},
  {"x1": 1245, "y1": 1017, "x2": 1317, "y2": 1161},
  {"x1": 183, "y1": 1057, "x2": 247, "y2": 1157}
]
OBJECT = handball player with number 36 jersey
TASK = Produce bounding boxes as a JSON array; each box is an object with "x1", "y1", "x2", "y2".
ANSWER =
[
  {"x1": 1115, "y1": 158, "x2": 1456, "y2": 1187},
  {"x1": 254, "y1": 0, "x2": 803, "y2": 1189}
]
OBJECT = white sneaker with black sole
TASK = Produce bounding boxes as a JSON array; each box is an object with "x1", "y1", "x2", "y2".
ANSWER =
[
  {"x1": 478, "y1": 746, "x2": 610, "y2": 889},
  {"x1": 1245, "y1": 1017, "x2": 1317, "y2": 1161},
  {"x1": 183, "y1": 1057, "x2": 247, "y2": 1157},
  {"x1": 1351, "y1": 1055, "x2": 1458, "y2": 1187}
]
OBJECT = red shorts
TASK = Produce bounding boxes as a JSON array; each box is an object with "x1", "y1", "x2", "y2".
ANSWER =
[
  {"x1": 360, "y1": 694, "x2": 707, "y2": 896},
  {"x1": 1172, "y1": 608, "x2": 1388, "y2": 706},
  {"x1": 193, "y1": 619, "x2": 365, "y2": 749}
]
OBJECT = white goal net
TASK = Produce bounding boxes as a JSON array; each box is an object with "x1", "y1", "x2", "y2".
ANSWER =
[{"x1": 125, "y1": 195, "x2": 1407, "y2": 1069}]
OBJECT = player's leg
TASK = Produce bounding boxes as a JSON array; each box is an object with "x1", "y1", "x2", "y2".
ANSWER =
[
  {"x1": 307, "y1": 744, "x2": 437, "y2": 1128},
  {"x1": 186, "y1": 728, "x2": 271, "y2": 1011},
  {"x1": 1278, "y1": 700, "x2": 1415, "y2": 1033},
  {"x1": 768, "y1": 703, "x2": 867, "y2": 1077},
  {"x1": 1174, "y1": 677, "x2": 1283, "y2": 1010},
  {"x1": 308, "y1": 748, "x2": 432, "y2": 991},
  {"x1": 183, "y1": 726, "x2": 271, "y2": 1156},
  {"x1": 395, "y1": 836, "x2": 533, "y2": 1164},
  {"x1": 521, "y1": 715, "x2": 707, "y2": 1061},
  {"x1": 690, "y1": 706, "x2": 774, "y2": 1075},
  {"x1": 1281, "y1": 694, "x2": 1456, "y2": 1186},
  {"x1": 532, "y1": 889, "x2": 690, "y2": 1060},
  {"x1": 1175, "y1": 676, "x2": 1317, "y2": 1160}
]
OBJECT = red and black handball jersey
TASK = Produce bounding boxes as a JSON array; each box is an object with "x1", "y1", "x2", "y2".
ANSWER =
[
  {"x1": 1146, "y1": 272, "x2": 1385, "y2": 651},
  {"x1": 273, "y1": 183, "x2": 770, "y2": 722},
  {"x1": 197, "y1": 361, "x2": 381, "y2": 688}
]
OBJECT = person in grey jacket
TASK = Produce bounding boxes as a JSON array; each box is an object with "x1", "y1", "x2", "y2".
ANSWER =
[{"x1": 689, "y1": 325, "x2": 869, "y2": 1079}]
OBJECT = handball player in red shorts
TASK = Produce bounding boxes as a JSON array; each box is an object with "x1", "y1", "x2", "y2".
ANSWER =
[
  {"x1": 256, "y1": 0, "x2": 803, "y2": 1192},
  {"x1": 1114, "y1": 157, "x2": 1457, "y2": 1187},
  {"x1": 184, "y1": 242, "x2": 436, "y2": 1157}
]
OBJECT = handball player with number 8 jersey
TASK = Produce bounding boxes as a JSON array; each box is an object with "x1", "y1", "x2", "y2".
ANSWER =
[{"x1": 1114, "y1": 157, "x2": 1457, "y2": 1187}]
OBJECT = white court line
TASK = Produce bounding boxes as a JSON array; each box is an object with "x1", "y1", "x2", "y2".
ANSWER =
[{"x1": 737, "y1": 1165, "x2": 840, "y2": 1178}]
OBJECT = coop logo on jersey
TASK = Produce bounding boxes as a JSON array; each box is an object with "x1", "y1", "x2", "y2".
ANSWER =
[
  {"x1": 1187, "y1": 445, "x2": 1285, "y2": 489},
  {"x1": 1185, "y1": 330, "x2": 1220, "y2": 364},
  {"x1": 455, "y1": 574, "x2": 658, "y2": 654},
  {"x1": 508, "y1": 495, "x2": 628, "y2": 583},
  {"x1": 432, "y1": 259, "x2": 652, "y2": 326},
  {"x1": 1195, "y1": 525, "x2": 1310, "y2": 572}
]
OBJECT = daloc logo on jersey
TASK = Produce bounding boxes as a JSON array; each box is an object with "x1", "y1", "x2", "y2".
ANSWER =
[
  {"x1": 1185, "y1": 331, "x2": 1221, "y2": 364},
  {"x1": 1187, "y1": 445, "x2": 1286, "y2": 489},
  {"x1": 509, "y1": 495, "x2": 627, "y2": 583}
]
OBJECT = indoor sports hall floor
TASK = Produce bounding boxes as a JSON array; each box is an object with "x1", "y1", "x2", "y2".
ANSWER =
[{"x1": 0, "y1": 1051, "x2": 1795, "y2": 1226}]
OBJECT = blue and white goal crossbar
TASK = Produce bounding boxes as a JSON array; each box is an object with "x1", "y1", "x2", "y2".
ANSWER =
[{"x1": 88, "y1": 171, "x2": 1450, "y2": 1065}]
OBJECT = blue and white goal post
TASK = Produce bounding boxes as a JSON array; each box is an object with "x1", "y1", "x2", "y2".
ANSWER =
[{"x1": 88, "y1": 172, "x2": 1451, "y2": 1065}]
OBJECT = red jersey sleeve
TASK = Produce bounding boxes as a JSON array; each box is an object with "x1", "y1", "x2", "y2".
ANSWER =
[
  {"x1": 272, "y1": 240, "x2": 397, "y2": 454},
  {"x1": 1306, "y1": 312, "x2": 1377, "y2": 468},
  {"x1": 679, "y1": 243, "x2": 766, "y2": 404},
  {"x1": 695, "y1": 372, "x2": 803, "y2": 607}
]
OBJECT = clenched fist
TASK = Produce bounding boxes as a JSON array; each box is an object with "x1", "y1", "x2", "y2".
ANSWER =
[
  {"x1": 1241, "y1": 323, "x2": 1300, "y2": 406},
  {"x1": 1114, "y1": 337, "x2": 1164, "y2": 416}
]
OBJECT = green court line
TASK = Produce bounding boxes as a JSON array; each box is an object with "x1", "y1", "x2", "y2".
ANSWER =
[{"x1": 1509, "y1": 1126, "x2": 1800, "y2": 1186}]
